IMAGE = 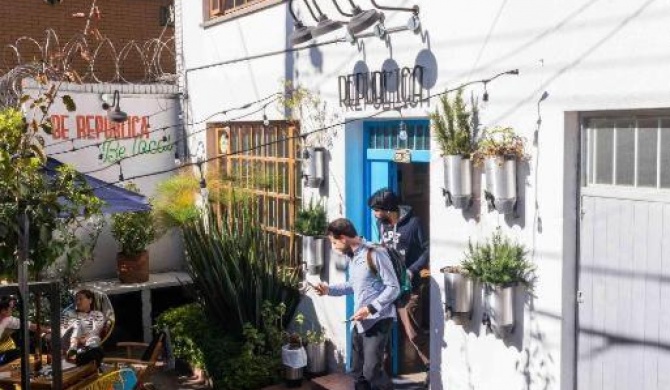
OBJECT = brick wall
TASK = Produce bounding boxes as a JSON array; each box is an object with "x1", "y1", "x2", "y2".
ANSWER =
[{"x1": 0, "y1": 0, "x2": 175, "y2": 83}]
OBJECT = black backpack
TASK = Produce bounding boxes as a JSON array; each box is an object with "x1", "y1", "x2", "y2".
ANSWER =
[{"x1": 366, "y1": 245, "x2": 412, "y2": 304}]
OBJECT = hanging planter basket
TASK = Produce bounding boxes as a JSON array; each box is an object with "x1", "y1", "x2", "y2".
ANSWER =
[
  {"x1": 485, "y1": 283, "x2": 516, "y2": 329},
  {"x1": 441, "y1": 266, "x2": 474, "y2": 318},
  {"x1": 443, "y1": 155, "x2": 473, "y2": 209},
  {"x1": 484, "y1": 156, "x2": 517, "y2": 214},
  {"x1": 302, "y1": 147, "x2": 326, "y2": 188},
  {"x1": 302, "y1": 235, "x2": 325, "y2": 275}
]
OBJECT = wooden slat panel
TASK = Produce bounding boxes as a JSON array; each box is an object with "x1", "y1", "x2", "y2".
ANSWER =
[
  {"x1": 616, "y1": 200, "x2": 635, "y2": 390},
  {"x1": 644, "y1": 202, "x2": 663, "y2": 390},
  {"x1": 630, "y1": 202, "x2": 649, "y2": 387},
  {"x1": 590, "y1": 198, "x2": 607, "y2": 390},
  {"x1": 658, "y1": 205, "x2": 670, "y2": 389},
  {"x1": 602, "y1": 198, "x2": 619, "y2": 390}
]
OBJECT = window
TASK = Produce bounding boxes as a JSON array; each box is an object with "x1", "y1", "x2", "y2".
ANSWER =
[
  {"x1": 584, "y1": 115, "x2": 670, "y2": 189},
  {"x1": 206, "y1": 0, "x2": 271, "y2": 20}
]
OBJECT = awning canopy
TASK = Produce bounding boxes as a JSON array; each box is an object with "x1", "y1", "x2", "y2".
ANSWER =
[{"x1": 45, "y1": 157, "x2": 151, "y2": 214}]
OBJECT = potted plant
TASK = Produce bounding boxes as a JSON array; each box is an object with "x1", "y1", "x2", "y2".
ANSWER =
[
  {"x1": 282, "y1": 313, "x2": 307, "y2": 388},
  {"x1": 295, "y1": 199, "x2": 328, "y2": 275},
  {"x1": 111, "y1": 183, "x2": 156, "y2": 283},
  {"x1": 473, "y1": 126, "x2": 528, "y2": 214},
  {"x1": 304, "y1": 327, "x2": 327, "y2": 376},
  {"x1": 440, "y1": 265, "x2": 474, "y2": 319},
  {"x1": 461, "y1": 228, "x2": 534, "y2": 331},
  {"x1": 430, "y1": 89, "x2": 478, "y2": 209}
]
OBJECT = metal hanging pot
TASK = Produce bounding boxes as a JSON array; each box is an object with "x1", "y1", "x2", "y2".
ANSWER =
[
  {"x1": 305, "y1": 342, "x2": 327, "y2": 375},
  {"x1": 302, "y1": 147, "x2": 326, "y2": 188},
  {"x1": 484, "y1": 156, "x2": 517, "y2": 214},
  {"x1": 303, "y1": 235, "x2": 325, "y2": 275},
  {"x1": 486, "y1": 283, "x2": 516, "y2": 328},
  {"x1": 441, "y1": 266, "x2": 474, "y2": 316},
  {"x1": 443, "y1": 155, "x2": 473, "y2": 209}
]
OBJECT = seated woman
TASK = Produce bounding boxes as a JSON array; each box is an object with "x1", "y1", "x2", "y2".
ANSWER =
[
  {"x1": 61, "y1": 289, "x2": 105, "y2": 367},
  {"x1": 0, "y1": 296, "x2": 51, "y2": 365}
]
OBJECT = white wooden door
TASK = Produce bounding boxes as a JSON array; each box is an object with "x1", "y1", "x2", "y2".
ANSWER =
[{"x1": 578, "y1": 115, "x2": 670, "y2": 390}]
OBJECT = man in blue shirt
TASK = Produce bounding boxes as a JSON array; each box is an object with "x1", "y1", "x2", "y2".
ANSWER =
[{"x1": 314, "y1": 218, "x2": 398, "y2": 390}]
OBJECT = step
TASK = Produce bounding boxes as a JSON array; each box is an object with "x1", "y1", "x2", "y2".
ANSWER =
[{"x1": 311, "y1": 373, "x2": 354, "y2": 390}]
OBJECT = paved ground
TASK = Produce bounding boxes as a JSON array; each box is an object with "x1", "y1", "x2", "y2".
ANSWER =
[{"x1": 149, "y1": 370, "x2": 428, "y2": 390}]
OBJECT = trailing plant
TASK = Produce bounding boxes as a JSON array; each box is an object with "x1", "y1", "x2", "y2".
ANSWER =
[
  {"x1": 110, "y1": 183, "x2": 156, "y2": 257},
  {"x1": 278, "y1": 80, "x2": 341, "y2": 149},
  {"x1": 294, "y1": 199, "x2": 327, "y2": 237},
  {"x1": 461, "y1": 228, "x2": 535, "y2": 287},
  {"x1": 429, "y1": 89, "x2": 478, "y2": 157},
  {"x1": 181, "y1": 202, "x2": 301, "y2": 337},
  {"x1": 304, "y1": 327, "x2": 327, "y2": 345},
  {"x1": 473, "y1": 126, "x2": 528, "y2": 166}
]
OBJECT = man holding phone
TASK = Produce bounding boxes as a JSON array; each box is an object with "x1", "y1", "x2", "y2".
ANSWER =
[{"x1": 314, "y1": 218, "x2": 398, "y2": 390}]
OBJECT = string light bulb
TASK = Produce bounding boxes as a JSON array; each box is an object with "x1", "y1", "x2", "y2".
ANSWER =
[
  {"x1": 118, "y1": 163, "x2": 124, "y2": 182},
  {"x1": 174, "y1": 151, "x2": 181, "y2": 166},
  {"x1": 398, "y1": 120, "x2": 408, "y2": 141},
  {"x1": 263, "y1": 113, "x2": 270, "y2": 127},
  {"x1": 481, "y1": 82, "x2": 489, "y2": 110}
]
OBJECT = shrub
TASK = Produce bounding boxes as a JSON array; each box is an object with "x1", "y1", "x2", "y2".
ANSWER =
[
  {"x1": 157, "y1": 302, "x2": 287, "y2": 390},
  {"x1": 461, "y1": 228, "x2": 535, "y2": 287},
  {"x1": 110, "y1": 183, "x2": 156, "y2": 257}
]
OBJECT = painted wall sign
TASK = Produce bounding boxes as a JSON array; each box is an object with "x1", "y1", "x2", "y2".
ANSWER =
[
  {"x1": 338, "y1": 65, "x2": 425, "y2": 109},
  {"x1": 48, "y1": 113, "x2": 174, "y2": 164}
]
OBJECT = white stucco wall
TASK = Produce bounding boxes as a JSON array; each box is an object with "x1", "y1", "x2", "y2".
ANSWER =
[
  {"x1": 36, "y1": 83, "x2": 183, "y2": 280},
  {"x1": 179, "y1": 0, "x2": 670, "y2": 388}
]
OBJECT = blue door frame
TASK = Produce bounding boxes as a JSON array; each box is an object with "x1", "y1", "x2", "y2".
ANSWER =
[{"x1": 344, "y1": 119, "x2": 430, "y2": 375}]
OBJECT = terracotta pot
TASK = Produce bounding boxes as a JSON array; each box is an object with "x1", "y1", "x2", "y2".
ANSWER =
[{"x1": 117, "y1": 250, "x2": 149, "y2": 283}]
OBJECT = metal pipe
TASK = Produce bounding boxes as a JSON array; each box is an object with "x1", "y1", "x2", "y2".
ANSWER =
[{"x1": 370, "y1": 0, "x2": 418, "y2": 14}]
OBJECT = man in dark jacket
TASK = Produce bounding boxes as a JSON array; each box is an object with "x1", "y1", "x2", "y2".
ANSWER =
[{"x1": 367, "y1": 188, "x2": 429, "y2": 370}]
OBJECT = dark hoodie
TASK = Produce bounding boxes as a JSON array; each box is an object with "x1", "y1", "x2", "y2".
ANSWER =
[{"x1": 377, "y1": 205, "x2": 429, "y2": 278}]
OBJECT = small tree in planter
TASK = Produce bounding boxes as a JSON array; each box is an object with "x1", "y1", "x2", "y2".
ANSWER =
[
  {"x1": 111, "y1": 183, "x2": 157, "y2": 283},
  {"x1": 295, "y1": 199, "x2": 328, "y2": 275},
  {"x1": 461, "y1": 228, "x2": 535, "y2": 333},
  {"x1": 473, "y1": 126, "x2": 528, "y2": 214},
  {"x1": 430, "y1": 89, "x2": 478, "y2": 209}
]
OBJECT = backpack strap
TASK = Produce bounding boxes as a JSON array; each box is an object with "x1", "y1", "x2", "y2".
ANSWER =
[{"x1": 366, "y1": 248, "x2": 378, "y2": 276}]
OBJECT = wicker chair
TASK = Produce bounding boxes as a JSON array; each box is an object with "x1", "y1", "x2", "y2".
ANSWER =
[
  {"x1": 62, "y1": 289, "x2": 116, "y2": 349},
  {"x1": 70, "y1": 367, "x2": 136, "y2": 390}
]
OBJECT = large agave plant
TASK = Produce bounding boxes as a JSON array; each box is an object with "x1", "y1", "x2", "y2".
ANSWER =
[{"x1": 182, "y1": 203, "x2": 301, "y2": 336}]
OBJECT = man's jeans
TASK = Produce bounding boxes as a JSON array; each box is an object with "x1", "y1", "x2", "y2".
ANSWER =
[
  {"x1": 397, "y1": 278, "x2": 430, "y2": 365},
  {"x1": 352, "y1": 318, "x2": 394, "y2": 390}
]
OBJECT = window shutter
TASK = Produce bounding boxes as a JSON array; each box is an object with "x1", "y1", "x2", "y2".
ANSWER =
[{"x1": 210, "y1": 0, "x2": 223, "y2": 16}]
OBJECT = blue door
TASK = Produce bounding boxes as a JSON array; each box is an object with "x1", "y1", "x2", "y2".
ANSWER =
[{"x1": 345, "y1": 119, "x2": 430, "y2": 375}]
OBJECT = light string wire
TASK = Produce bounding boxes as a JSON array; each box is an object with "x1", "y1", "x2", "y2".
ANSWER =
[
  {"x1": 84, "y1": 68, "x2": 519, "y2": 190},
  {"x1": 80, "y1": 96, "x2": 280, "y2": 175}
]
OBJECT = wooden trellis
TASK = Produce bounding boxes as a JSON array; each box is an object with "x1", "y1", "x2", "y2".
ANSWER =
[{"x1": 207, "y1": 121, "x2": 302, "y2": 266}]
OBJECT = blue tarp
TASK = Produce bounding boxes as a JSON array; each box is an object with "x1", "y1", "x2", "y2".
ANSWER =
[{"x1": 44, "y1": 157, "x2": 151, "y2": 214}]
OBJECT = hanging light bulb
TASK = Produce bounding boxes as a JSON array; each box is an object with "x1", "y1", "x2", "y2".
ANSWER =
[
  {"x1": 200, "y1": 178, "x2": 209, "y2": 200},
  {"x1": 398, "y1": 120, "x2": 408, "y2": 141},
  {"x1": 263, "y1": 113, "x2": 270, "y2": 127},
  {"x1": 481, "y1": 82, "x2": 489, "y2": 110},
  {"x1": 174, "y1": 151, "x2": 181, "y2": 166},
  {"x1": 118, "y1": 163, "x2": 124, "y2": 182}
]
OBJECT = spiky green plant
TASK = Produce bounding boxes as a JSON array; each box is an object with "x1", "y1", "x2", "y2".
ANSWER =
[
  {"x1": 429, "y1": 89, "x2": 478, "y2": 157},
  {"x1": 182, "y1": 203, "x2": 301, "y2": 336},
  {"x1": 294, "y1": 199, "x2": 327, "y2": 237},
  {"x1": 461, "y1": 228, "x2": 535, "y2": 287}
]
